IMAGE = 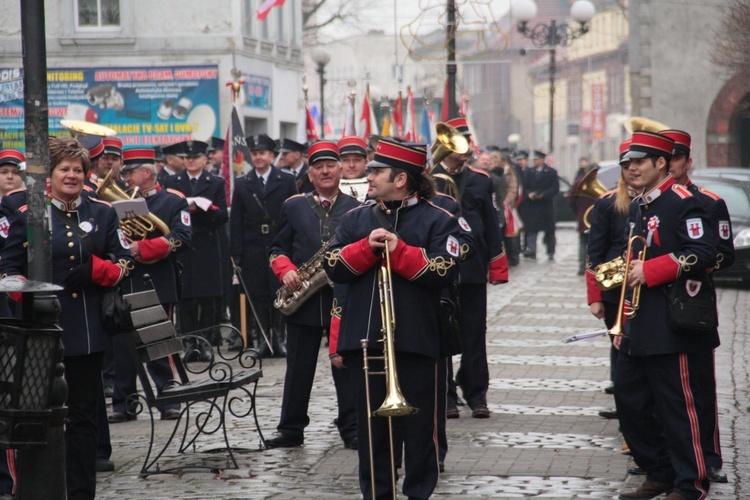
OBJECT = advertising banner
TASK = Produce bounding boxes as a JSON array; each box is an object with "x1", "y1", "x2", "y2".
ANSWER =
[{"x1": 0, "y1": 65, "x2": 220, "y2": 150}]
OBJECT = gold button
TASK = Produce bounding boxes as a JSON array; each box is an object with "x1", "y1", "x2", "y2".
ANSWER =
[
  {"x1": 66, "y1": 213, "x2": 72, "y2": 218},
  {"x1": 69, "y1": 255, "x2": 75, "y2": 261},
  {"x1": 386, "y1": 209, "x2": 392, "y2": 215},
  {"x1": 71, "y1": 293, "x2": 78, "y2": 299},
  {"x1": 66, "y1": 225, "x2": 71, "y2": 229},
  {"x1": 67, "y1": 232, "x2": 73, "y2": 237},
  {"x1": 68, "y1": 242, "x2": 74, "y2": 248},
  {"x1": 642, "y1": 217, "x2": 647, "y2": 221}
]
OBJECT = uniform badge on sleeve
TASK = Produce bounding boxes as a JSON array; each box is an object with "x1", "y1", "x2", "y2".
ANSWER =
[
  {"x1": 686, "y1": 218, "x2": 704, "y2": 239},
  {"x1": 686, "y1": 279, "x2": 702, "y2": 297},
  {"x1": 117, "y1": 228, "x2": 130, "y2": 249},
  {"x1": 0, "y1": 217, "x2": 9, "y2": 239},
  {"x1": 446, "y1": 236, "x2": 460, "y2": 257},
  {"x1": 181, "y1": 210, "x2": 191, "y2": 226},
  {"x1": 458, "y1": 217, "x2": 472, "y2": 232},
  {"x1": 718, "y1": 220, "x2": 730, "y2": 240}
]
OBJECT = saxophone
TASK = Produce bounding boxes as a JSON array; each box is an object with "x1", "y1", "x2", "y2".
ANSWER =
[{"x1": 273, "y1": 236, "x2": 335, "y2": 315}]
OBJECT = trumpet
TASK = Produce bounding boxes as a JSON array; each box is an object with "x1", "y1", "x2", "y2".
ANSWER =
[
  {"x1": 608, "y1": 224, "x2": 647, "y2": 337},
  {"x1": 361, "y1": 244, "x2": 418, "y2": 500}
]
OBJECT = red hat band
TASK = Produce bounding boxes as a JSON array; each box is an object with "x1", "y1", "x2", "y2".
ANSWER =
[
  {"x1": 627, "y1": 130, "x2": 675, "y2": 160},
  {"x1": 445, "y1": 117, "x2": 470, "y2": 136},
  {"x1": 0, "y1": 149, "x2": 25, "y2": 166},
  {"x1": 338, "y1": 136, "x2": 367, "y2": 157},
  {"x1": 122, "y1": 148, "x2": 156, "y2": 169},
  {"x1": 308, "y1": 140, "x2": 340, "y2": 165},
  {"x1": 369, "y1": 139, "x2": 426, "y2": 176},
  {"x1": 660, "y1": 129, "x2": 691, "y2": 156}
]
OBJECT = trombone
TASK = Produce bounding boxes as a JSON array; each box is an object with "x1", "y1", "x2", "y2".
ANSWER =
[{"x1": 361, "y1": 243, "x2": 418, "y2": 500}]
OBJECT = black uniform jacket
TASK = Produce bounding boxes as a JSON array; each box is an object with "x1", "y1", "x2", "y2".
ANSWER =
[
  {"x1": 686, "y1": 178, "x2": 735, "y2": 272},
  {"x1": 0, "y1": 188, "x2": 26, "y2": 251},
  {"x1": 0, "y1": 196, "x2": 134, "y2": 357},
  {"x1": 120, "y1": 185, "x2": 191, "y2": 304},
  {"x1": 431, "y1": 165, "x2": 507, "y2": 284},
  {"x1": 324, "y1": 195, "x2": 460, "y2": 360},
  {"x1": 162, "y1": 170, "x2": 228, "y2": 298},
  {"x1": 270, "y1": 192, "x2": 359, "y2": 327},
  {"x1": 521, "y1": 164, "x2": 559, "y2": 233},
  {"x1": 230, "y1": 167, "x2": 297, "y2": 296},
  {"x1": 623, "y1": 175, "x2": 718, "y2": 356},
  {"x1": 282, "y1": 163, "x2": 314, "y2": 194},
  {"x1": 585, "y1": 189, "x2": 630, "y2": 305}
]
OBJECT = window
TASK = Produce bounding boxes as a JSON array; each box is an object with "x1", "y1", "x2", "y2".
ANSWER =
[
  {"x1": 243, "y1": 0, "x2": 254, "y2": 37},
  {"x1": 76, "y1": 0, "x2": 120, "y2": 29},
  {"x1": 277, "y1": 7, "x2": 286, "y2": 42}
]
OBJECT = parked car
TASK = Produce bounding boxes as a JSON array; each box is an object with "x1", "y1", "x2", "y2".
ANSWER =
[
  {"x1": 691, "y1": 174, "x2": 750, "y2": 288},
  {"x1": 692, "y1": 167, "x2": 750, "y2": 182}
]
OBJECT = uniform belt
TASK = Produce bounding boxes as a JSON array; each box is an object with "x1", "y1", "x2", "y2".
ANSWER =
[{"x1": 254, "y1": 222, "x2": 276, "y2": 234}]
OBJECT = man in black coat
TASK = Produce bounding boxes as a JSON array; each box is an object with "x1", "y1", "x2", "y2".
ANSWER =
[
  {"x1": 230, "y1": 134, "x2": 297, "y2": 356},
  {"x1": 162, "y1": 140, "x2": 228, "y2": 360},
  {"x1": 522, "y1": 150, "x2": 559, "y2": 260},
  {"x1": 277, "y1": 138, "x2": 314, "y2": 194},
  {"x1": 265, "y1": 140, "x2": 360, "y2": 449}
]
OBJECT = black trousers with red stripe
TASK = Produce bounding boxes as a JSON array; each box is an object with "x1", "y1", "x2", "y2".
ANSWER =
[
  {"x1": 614, "y1": 350, "x2": 714, "y2": 499},
  {"x1": 348, "y1": 351, "x2": 439, "y2": 500}
]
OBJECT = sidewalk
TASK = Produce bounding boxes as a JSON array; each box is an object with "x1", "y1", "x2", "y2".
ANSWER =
[{"x1": 97, "y1": 227, "x2": 749, "y2": 498}]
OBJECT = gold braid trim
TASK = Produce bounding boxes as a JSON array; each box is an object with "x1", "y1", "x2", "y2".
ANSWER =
[
  {"x1": 460, "y1": 243, "x2": 470, "y2": 261},
  {"x1": 325, "y1": 249, "x2": 341, "y2": 267},
  {"x1": 428, "y1": 256, "x2": 455, "y2": 277},
  {"x1": 715, "y1": 253, "x2": 724, "y2": 270},
  {"x1": 676, "y1": 254, "x2": 698, "y2": 273},
  {"x1": 168, "y1": 237, "x2": 182, "y2": 253},
  {"x1": 118, "y1": 258, "x2": 135, "y2": 277},
  {"x1": 330, "y1": 298, "x2": 342, "y2": 318}
]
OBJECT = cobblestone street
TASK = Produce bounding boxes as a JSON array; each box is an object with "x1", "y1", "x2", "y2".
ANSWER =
[{"x1": 96, "y1": 227, "x2": 749, "y2": 499}]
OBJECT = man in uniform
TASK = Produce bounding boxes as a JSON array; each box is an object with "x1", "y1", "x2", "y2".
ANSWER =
[
  {"x1": 522, "y1": 150, "x2": 559, "y2": 260},
  {"x1": 153, "y1": 146, "x2": 164, "y2": 175},
  {"x1": 109, "y1": 148, "x2": 191, "y2": 423},
  {"x1": 615, "y1": 130, "x2": 718, "y2": 500},
  {"x1": 158, "y1": 142, "x2": 185, "y2": 185},
  {"x1": 660, "y1": 129, "x2": 733, "y2": 484},
  {"x1": 337, "y1": 136, "x2": 369, "y2": 202},
  {"x1": 99, "y1": 136, "x2": 124, "y2": 184},
  {"x1": 230, "y1": 134, "x2": 297, "y2": 357},
  {"x1": 431, "y1": 117, "x2": 508, "y2": 419},
  {"x1": 78, "y1": 136, "x2": 105, "y2": 197},
  {"x1": 207, "y1": 137, "x2": 225, "y2": 176},
  {"x1": 277, "y1": 138, "x2": 313, "y2": 194},
  {"x1": 265, "y1": 140, "x2": 360, "y2": 448},
  {"x1": 162, "y1": 140, "x2": 228, "y2": 361},
  {"x1": 324, "y1": 138, "x2": 461, "y2": 499}
]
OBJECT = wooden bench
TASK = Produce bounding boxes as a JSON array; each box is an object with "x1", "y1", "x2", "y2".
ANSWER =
[{"x1": 122, "y1": 286, "x2": 266, "y2": 477}]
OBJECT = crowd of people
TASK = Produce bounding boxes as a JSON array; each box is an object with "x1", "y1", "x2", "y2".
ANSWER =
[{"x1": 0, "y1": 117, "x2": 732, "y2": 499}]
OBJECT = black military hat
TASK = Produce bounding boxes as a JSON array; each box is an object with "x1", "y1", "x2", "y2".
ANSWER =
[
  {"x1": 278, "y1": 138, "x2": 306, "y2": 154},
  {"x1": 183, "y1": 140, "x2": 208, "y2": 157},
  {"x1": 247, "y1": 133, "x2": 276, "y2": 152},
  {"x1": 532, "y1": 150, "x2": 547, "y2": 159},
  {"x1": 207, "y1": 137, "x2": 225, "y2": 152},
  {"x1": 153, "y1": 145, "x2": 164, "y2": 161},
  {"x1": 162, "y1": 142, "x2": 185, "y2": 157},
  {"x1": 514, "y1": 150, "x2": 529, "y2": 160}
]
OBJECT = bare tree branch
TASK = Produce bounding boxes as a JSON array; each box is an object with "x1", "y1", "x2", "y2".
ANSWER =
[{"x1": 712, "y1": 0, "x2": 750, "y2": 73}]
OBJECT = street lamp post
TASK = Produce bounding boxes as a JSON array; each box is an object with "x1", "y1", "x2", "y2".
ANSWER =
[
  {"x1": 311, "y1": 47, "x2": 330, "y2": 139},
  {"x1": 513, "y1": 0, "x2": 595, "y2": 155}
]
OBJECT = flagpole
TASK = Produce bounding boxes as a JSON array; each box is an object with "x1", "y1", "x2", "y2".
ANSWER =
[{"x1": 227, "y1": 68, "x2": 245, "y2": 200}]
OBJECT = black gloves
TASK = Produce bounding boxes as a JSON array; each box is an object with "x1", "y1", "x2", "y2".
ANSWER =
[{"x1": 64, "y1": 260, "x2": 93, "y2": 290}]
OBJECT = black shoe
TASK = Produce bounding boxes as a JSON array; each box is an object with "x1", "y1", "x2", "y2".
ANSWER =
[
  {"x1": 471, "y1": 404, "x2": 490, "y2": 419},
  {"x1": 96, "y1": 457, "x2": 115, "y2": 472},
  {"x1": 447, "y1": 403, "x2": 459, "y2": 419},
  {"x1": 160, "y1": 408, "x2": 181, "y2": 421},
  {"x1": 598, "y1": 409, "x2": 618, "y2": 419},
  {"x1": 344, "y1": 437, "x2": 358, "y2": 450},
  {"x1": 271, "y1": 338, "x2": 287, "y2": 358},
  {"x1": 265, "y1": 433, "x2": 303, "y2": 448},
  {"x1": 108, "y1": 412, "x2": 136, "y2": 424},
  {"x1": 604, "y1": 382, "x2": 615, "y2": 395},
  {"x1": 707, "y1": 466, "x2": 728, "y2": 483},
  {"x1": 627, "y1": 466, "x2": 646, "y2": 476},
  {"x1": 618, "y1": 479, "x2": 671, "y2": 499}
]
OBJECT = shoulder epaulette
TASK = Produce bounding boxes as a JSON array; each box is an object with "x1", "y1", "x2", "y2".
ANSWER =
[
  {"x1": 166, "y1": 188, "x2": 185, "y2": 199},
  {"x1": 18, "y1": 205, "x2": 28, "y2": 213},
  {"x1": 280, "y1": 169, "x2": 295, "y2": 176},
  {"x1": 697, "y1": 187, "x2": 721, "y2": 201},
  {"x1": 671, "y1": 184, "x2": 693, "y2": 199},
  {"x1": 284, "y1": 193, "x2": 305, "y2": 203},
  {"x1": 82, "y1": 185, "x2": 94, "y2": 192},
  {"x1": 5, "y1": 187, "x2": 26, "y2": 197},
  {"x1": 90, "y1": 197, "x2": 113, "y2": 207},
  {"x1": 468, "y1": 167, "x2": 490, "y2": 178},
  {"x1": 602, "y1": 188, "x2": 618, "y2": 198},
  {"x1": 425, "y1": 200, "x2": 455, "y2": 218}
]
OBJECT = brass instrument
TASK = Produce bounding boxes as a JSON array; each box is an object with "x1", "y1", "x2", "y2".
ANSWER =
[
  {"x1": 60, "y1": 119, "x2": 117, "y2": 138},
  {"x1": 96, "y1": 170, "x2": 170, "y2": 242},
  {"x1": 273, "y1": 237, "x2": 334, "y2": 315},
  {"x1": 573, "y1": 167, "x2": 608, "y2": 228},
  {"x1": 623, "y1": 116, "x2": 670, "y2": 134},
  {"x1": 339, "y1": 177, "x2": 369, "y2": 203},
  {"x1": 430, "y1": 122, "x2": 470, "y2": 203},
  {"x1": 608, "y1": 224, "x2": 647, "y2": 337},
  {"x1": 361, "y1": 244, "x2": 418, "y2": 500}
]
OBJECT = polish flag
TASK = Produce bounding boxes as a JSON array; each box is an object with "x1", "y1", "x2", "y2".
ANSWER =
[
  {"x1": 403, "y1": 87, "x2": 417, "y2": 141},
  {"x1": 257, "y1": 0, "x2": 285, "y2": 21},
  {"x1": 341, "y1": 93, "x2": 356, "y2": 138},
  {"x1": 359, "y1": 86, "x2": 379, "y2": 138}
]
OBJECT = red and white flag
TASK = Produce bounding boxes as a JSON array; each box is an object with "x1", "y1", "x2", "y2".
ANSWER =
[
  {"x1": 257, "y1": 0, "x2": 285, "y2": 21},
  {"x1": 359, "y1": 86, "x2": 379, "y2": 138},
  {"x1": 403, "y1": 87, "x2": 417, "y2": 141},
  {"x1": 341, "y1": 93, "x2": 356, "y2": 138},
  {"x1": 393, "y1": 92, "x2": 403, "y2": 139},
  {"x1": 305, "y1": 104, "x2": 319, "y2": 141}
]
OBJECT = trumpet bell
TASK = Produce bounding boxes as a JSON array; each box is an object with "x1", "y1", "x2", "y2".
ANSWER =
[{"x1": 623, "y1": 116, "x2": 670, "y2": 134}]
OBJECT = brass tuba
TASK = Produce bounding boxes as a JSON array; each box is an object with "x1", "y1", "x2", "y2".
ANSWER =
[
  {"x1": 430, "y1": 122, "x2": 470, "y2": 203},
  {"x1": 623, "y1": 116, "x2": 670, "y2": 134},
  {"x1": 361, "y1": 244, "x2": 418, "y2": 500},
  {"x1": 573, "y1": 167, "x2": 608, "y2": 228},
  {"x1": 96, "y1": 170, "x2": 170, "y2": 242}
]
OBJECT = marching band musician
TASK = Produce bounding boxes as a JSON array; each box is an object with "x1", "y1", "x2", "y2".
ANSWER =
[
  {"x1": 431, "y1": 117, "x2": 508, "y2": 419},
  {"x1": 162, "y1": 140, "x2": 228, "y2": 361},
  {"x1": 614, "y1": 130, "x2": 718, "y2": 500},
  {"x1": 230, "y1": 134, "x2": 298, "y2": 357},
  {"x1": 78, "y1": 135, "x2": 105, "y2": 198},
  {"x1": 0, "y1": 137, "x2": 134, "y2": 499},
  {"x1": 324, "y1": 138, "x2": 461, "y2": 499},
  {"x1": 337, "y1": 135, "x2": 370, "y2": 202},
  {"x1": 109, "y1": 147, "x2": 192, "y2": 424},
  {"x1": 265, "y1": 140, "x2": 360, "y2": 449},
  {"x1": 660, "y1": 129, "x2": 733, "y2": 484}
]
